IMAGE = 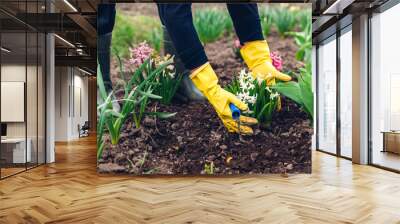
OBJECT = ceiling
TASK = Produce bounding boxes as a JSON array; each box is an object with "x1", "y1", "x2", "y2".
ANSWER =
[
  {"x1": 0, "y1": 0, "x2": 100, "y2": 74},
  {"x1": 1, "y1": 0, "x2": 395, "y2": 73},
  {"x1": 311, "y1": 0, "x2": 391, "y2": 43}
]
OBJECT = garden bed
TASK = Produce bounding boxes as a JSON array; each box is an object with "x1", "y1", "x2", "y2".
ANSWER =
[
  {"x1": 99, "y1": 31, "x2": 312, "y2": 175},
  {"x1": 98, "y1": 4, "x2": 313, "y2": 175},
  {"x1": 98, "y1": 98, "x2": 312, "y2": 175}
]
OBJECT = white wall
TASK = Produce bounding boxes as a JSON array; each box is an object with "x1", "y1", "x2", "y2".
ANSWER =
[
  {"x1": 1, "y1": 65, "x2": 35, "y2": 138},
  {"x1": 54, "y1": 67, "x2": 89, "y2": 141},
  {"x1": 1, "y1": 63, "x2": 46, "y2": 164}
]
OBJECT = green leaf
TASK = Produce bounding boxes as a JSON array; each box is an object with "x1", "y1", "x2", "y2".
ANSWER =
[
  {"x1": 97, "y1": 141, "x2": 105, "y2": 160},
  {"x1": 97, "y1": 64, "x2": 108, "y2": 101},
  {"x1": 105, "y1": 109, "x2": 124, "y2": 118},
  {"x1": 257, "y1": 102, "x2": 272, "y2": 120},
  {"x1": 296, "y1": 50, "x2": 305, "y2": 61},
  {"x1": 145, "y1": 112, "x2": 177, "y2": 119},
  {"x1": 272, "y1": 81, "x2": 302, "y2": 105},
  {"x1": 137, "y1": 89, "x2": 162, "y2": 99},
  {"x1": 299, "y1": 73, "x2": 314, "y2": 118}
]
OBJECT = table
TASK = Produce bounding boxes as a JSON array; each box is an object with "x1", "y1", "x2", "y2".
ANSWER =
[
  {"x1": 1, "y1": 138, "x2": 32, "y2": 163},
  {"x1": 381, "y1": 131, "x2": 400, "y2": 154}
]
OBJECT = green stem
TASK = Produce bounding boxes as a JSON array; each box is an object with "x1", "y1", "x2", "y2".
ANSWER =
[{"x1": 133, "y1": 113, "x2": 141, "y2": 129}]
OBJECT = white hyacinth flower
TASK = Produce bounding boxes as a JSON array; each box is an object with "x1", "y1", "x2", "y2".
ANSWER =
[
  {"x1": 235, "y1": 69, "x2": 258, "y2": 105},
  {"x1": 168, "y1": 72, "x2": 175, "y2": 79},
  {"x1": 270, "y1": 92, "x2": 280, "y2": 100}
]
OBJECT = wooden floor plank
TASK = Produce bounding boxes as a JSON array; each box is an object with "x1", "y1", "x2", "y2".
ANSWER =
[{"x1": 0, "y1": 135, "x2": 400, "y2": 223}]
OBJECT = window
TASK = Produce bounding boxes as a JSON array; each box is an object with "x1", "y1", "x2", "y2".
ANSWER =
[
  {"x1": 317, "y1": 36, "x2": 337, "y2": 154},
  {"x1": 370, "y1": 3, "x2": 400, "y2": 171},
  {"x1": 0, "y1": 1, "x2": 47, "y2": 179},
  {"x1": 339, "y1": 28, "x2": 352, "y2": 158}
]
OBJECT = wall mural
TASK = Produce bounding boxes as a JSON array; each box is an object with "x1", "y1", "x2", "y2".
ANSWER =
[{"x1": 97, "y1": 3, "x2": 313, "y2": 175}]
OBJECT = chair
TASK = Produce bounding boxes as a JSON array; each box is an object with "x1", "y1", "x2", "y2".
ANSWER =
[{"x1": 79, "y1": 121, "x2": 90, "y2": 138}]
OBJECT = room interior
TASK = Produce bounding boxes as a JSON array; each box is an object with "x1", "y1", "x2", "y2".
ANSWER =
[
  {"x1": 0, "y1": 0, "x2": 399, "y2": 222},
  {"x1": 0, "y1": 30, "x2": 46, "y2": 177},
  {"x1": 0, "y1": 0, "x2": 98, "y2": 179},
  {"x1": 313, "y1": 0, "x2": 400, "y2": 172},
  {"x1": 369, "y1": 5, "x2": 400, "y2": 171}
]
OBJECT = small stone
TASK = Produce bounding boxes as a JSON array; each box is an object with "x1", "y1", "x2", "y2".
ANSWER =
[
  {"x1": 171, "y1": 123, "x2": 179, "y2": 130},
  {"x1": 265, "y1": 149, "x2": 273, "y2": 157},
  {"x1": 286, "y1": 164, "x2": 293, "y2": 170},
  {"x1": 281, "y1": 132, "x2": 289, "y2": 137},
  {"x1": 177, "y1": 136, "x2": 183, "y2": 144},
  {"x1": 115, "y1": 153, "x2": 125, "y2": 163},
  {"x1": 143, "y1": 117, "x2": 155, "y2": 127},
  {"x1": 250, "y1": 152, "x2": 259, "y2": 161}
]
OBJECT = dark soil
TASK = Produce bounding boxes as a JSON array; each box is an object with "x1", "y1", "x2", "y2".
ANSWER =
[
  {"x1": 99, "y1": 99, "x2": 312, "y2": 175},
  {"x1": 102, "y1": 16, "x2": 312, "y2": 175}
]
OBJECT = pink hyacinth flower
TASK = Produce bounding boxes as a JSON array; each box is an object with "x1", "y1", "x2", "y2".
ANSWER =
[
  {"x1": 234, "y1": 39, "x2": 241, "y2": 49},
  {"x1": 270, "y1": 51, "x2": 283, "y2": 71},
  {"x1": 128, "y1": 42, "x2": 154, "y2": 67}
]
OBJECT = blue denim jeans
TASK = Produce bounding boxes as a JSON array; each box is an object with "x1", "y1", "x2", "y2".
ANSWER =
[
  {"x1": 157, "y1": 3, "x2": 263, "y2": 70},
  {"x1": 97, "y1": 4, "x2": 116, "y2": 92}
]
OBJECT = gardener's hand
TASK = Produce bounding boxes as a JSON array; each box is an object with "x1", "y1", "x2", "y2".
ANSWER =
[
  {"x1": 240, "y1": 40, "x2": 291, "y2": 85},
  {"x1": 190, "y1": 63, "x2": 258, "y2": 134}
]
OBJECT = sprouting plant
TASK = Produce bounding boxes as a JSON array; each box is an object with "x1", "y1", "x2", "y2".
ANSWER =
[
  {"x1": 149, "y1": 27, "x2": 163, "y2": 53},
  {"x1": 152, "y1": 54, "x2": 183, "y2": 105},
  {"x1": 225, "y1": 69, "x2": 280, "y2": 126},
  {"x1": 251, "y1": 80, "x2": 280, "y2": 125},
  {"x1": 112, "y1": 13, "x2": 136, "y2": 57},
  {"x1": 259, "y1": 7, "x2": 274, "y2": 37},
  {"x1": 125, "y1": 43, "x2": 183, "y2": 105},
  {"x1": 272, "y1": 7, "x2": 296, "y2": 37},
  {"x1": 112, "y1": 13, "x2": 162, "y2": 57},
  {"x1": 193, "y1": 8, "x2": 232, "y2": 43},
  {"x1": 297, "y1": 9, "x2": 312, "y2": 32},
  {"x1": 286, "y1": 23, "x2": 312, "y2": 62},
  {"x1": 272, "y1": 62, "x2": 313, "y2": 120},
  {"x1": 97, "y1": 57, "x2": 176, "y2": 159},
  {"x1": 204, "y1": 162, "x2": 215, "y2": 175}
]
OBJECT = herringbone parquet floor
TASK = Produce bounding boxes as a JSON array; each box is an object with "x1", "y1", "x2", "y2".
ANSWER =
[{"x1": 1, "y1": 135, "x2": 400, "y2": 224}]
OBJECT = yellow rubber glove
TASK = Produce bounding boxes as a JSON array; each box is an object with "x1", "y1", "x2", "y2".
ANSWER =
[
  {"x1": 190, "y1": 63, "x2": 258, "y2": 134},
  {"x1": 240, "y1": 40, "x2": 292, "y2": 85}
]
